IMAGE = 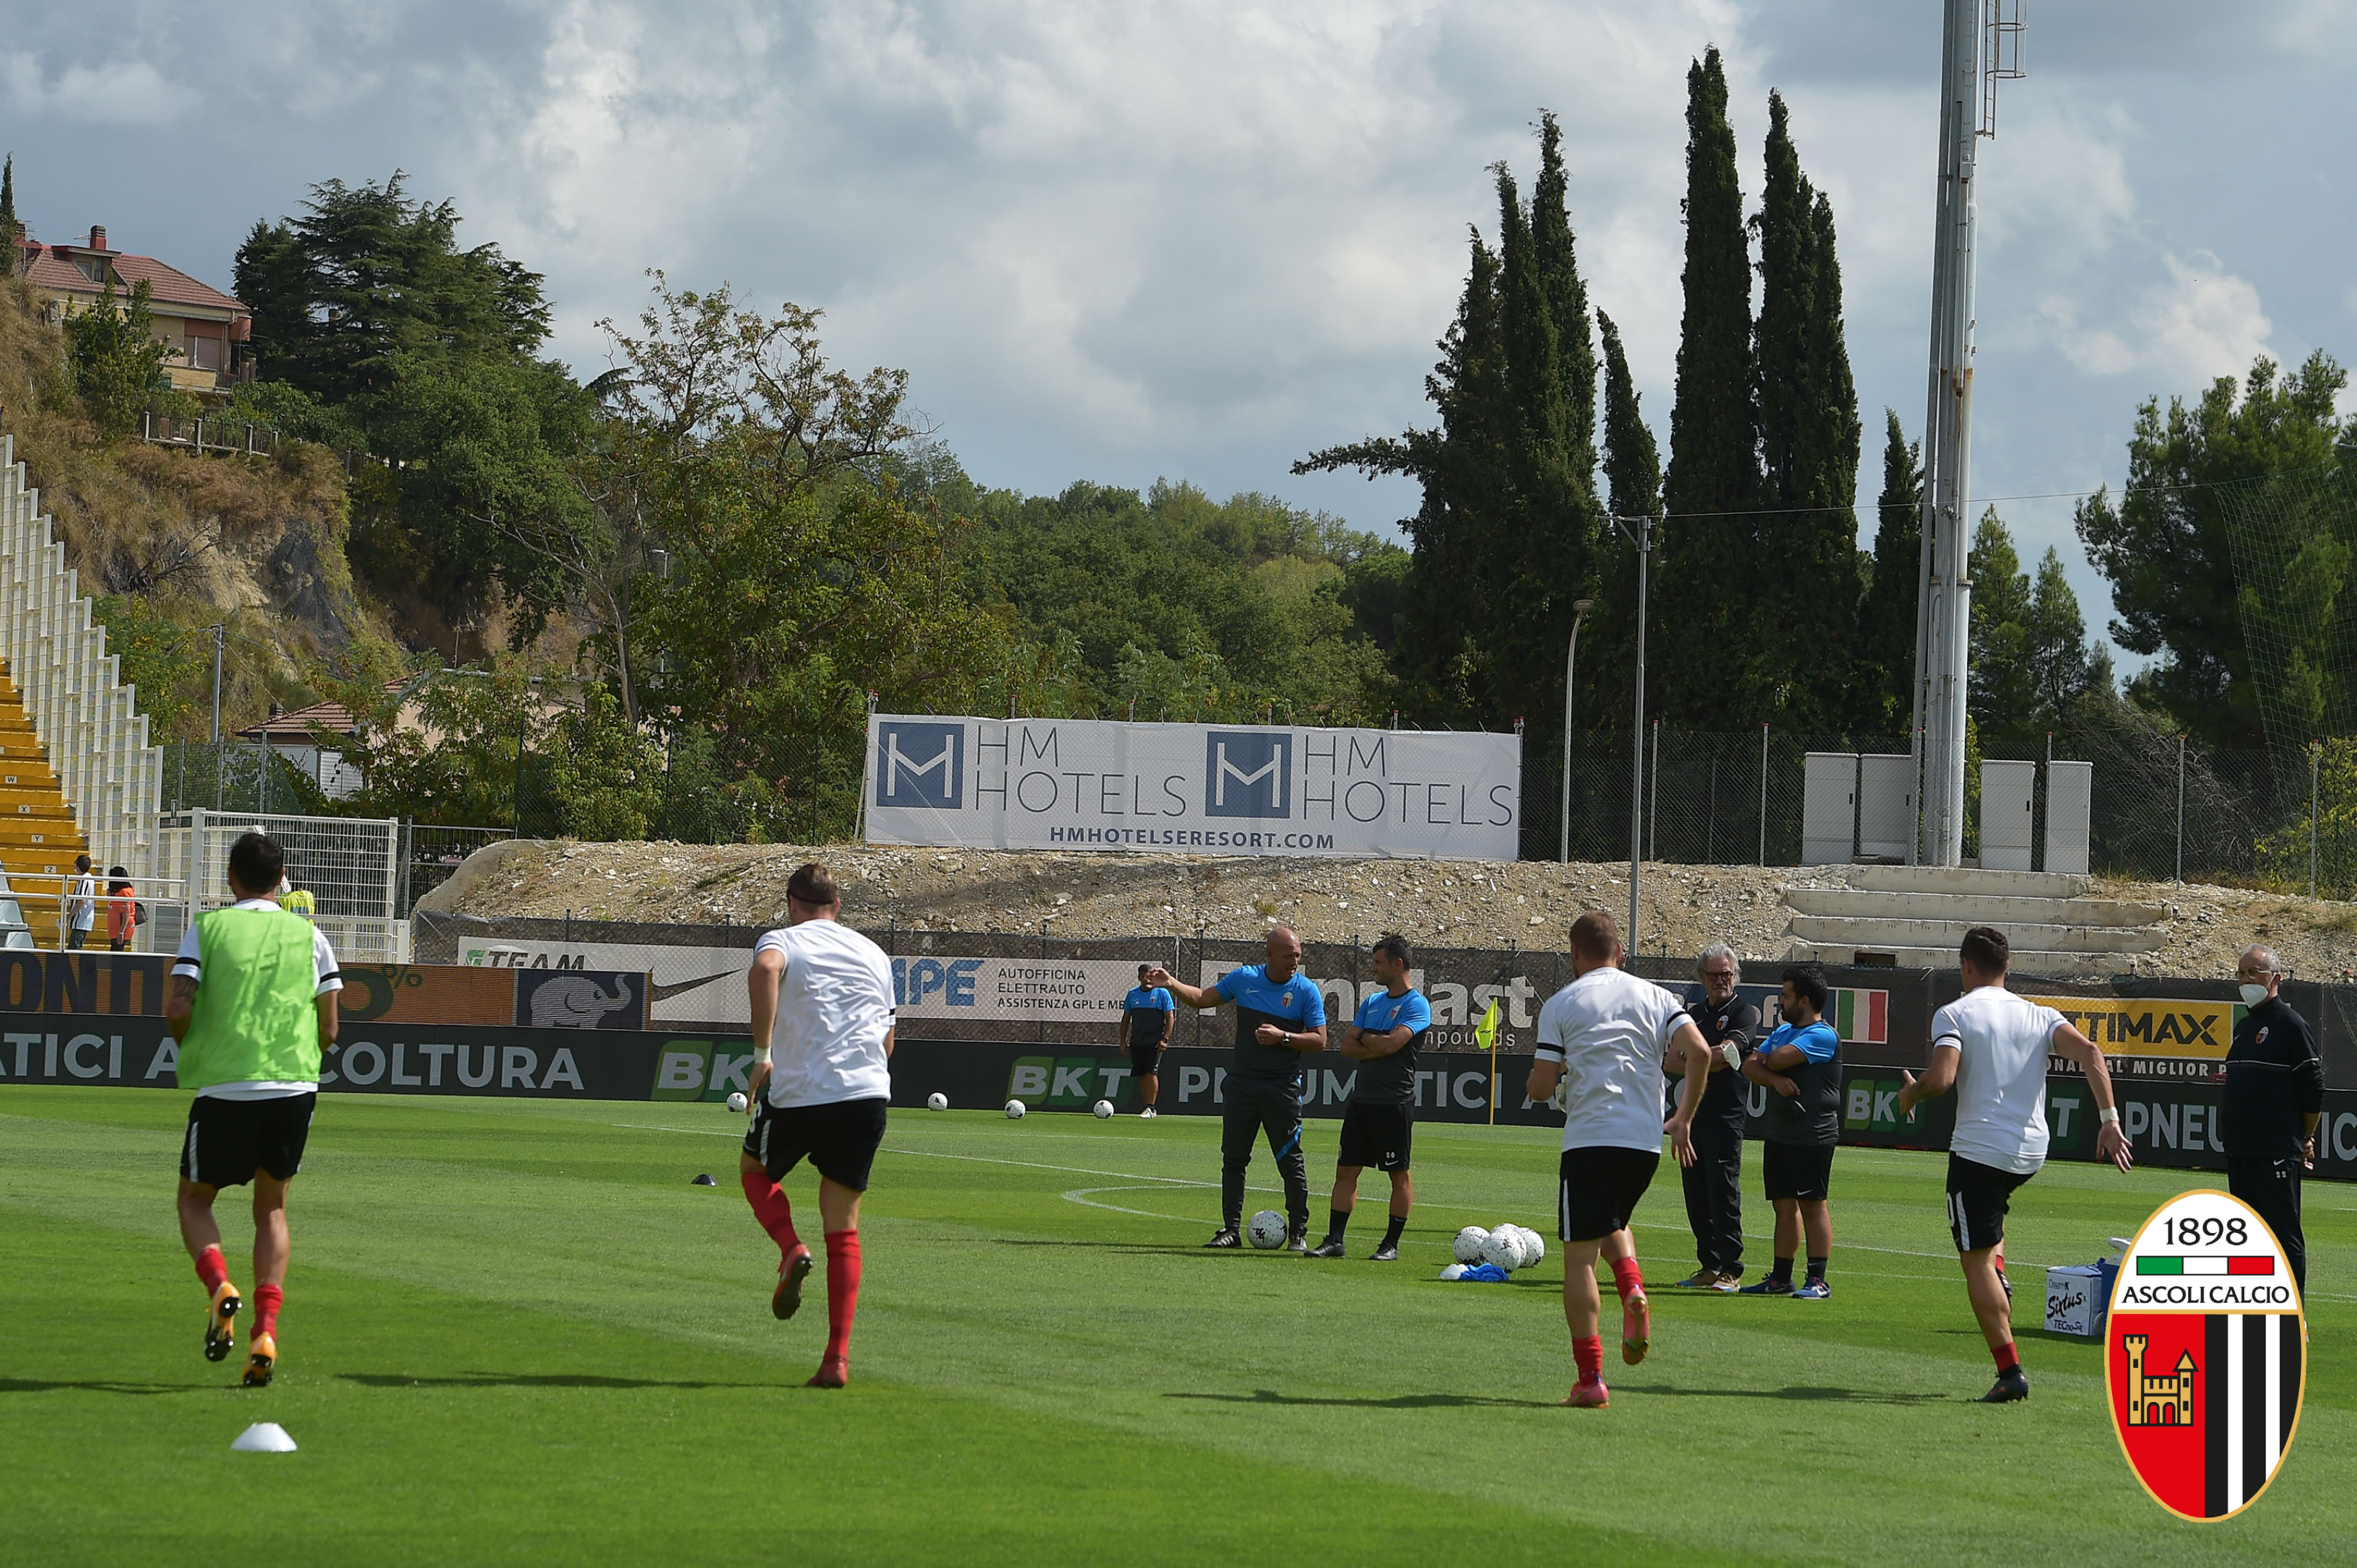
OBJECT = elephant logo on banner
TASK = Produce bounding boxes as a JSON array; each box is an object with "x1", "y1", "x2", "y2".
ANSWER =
[{"x1": 516, "y1": 970, "x2": 646, "y2": 1031}]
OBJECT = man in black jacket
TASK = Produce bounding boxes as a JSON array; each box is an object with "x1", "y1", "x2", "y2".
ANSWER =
[
  {"x1": 1670, "y1": 944, "x2": 1755, "y2": 1292},
  {"x1": 2223, "y1": 945, "x2": 2323, "y2": 1295}
]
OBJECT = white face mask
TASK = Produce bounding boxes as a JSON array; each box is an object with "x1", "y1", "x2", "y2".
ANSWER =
[{"x1": 2239, "y1": 983, "x2": 2271, "y2": 1006}]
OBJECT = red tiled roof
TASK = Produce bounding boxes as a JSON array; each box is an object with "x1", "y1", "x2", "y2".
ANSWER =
[
  {"x1": 238, "y1": 701, "x2": 357, "y2": 741},
  {"x1": 17, "y1": 238, "x2": 243, "y2": 314}
]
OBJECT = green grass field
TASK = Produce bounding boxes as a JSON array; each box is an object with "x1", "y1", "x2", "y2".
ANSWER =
[{"x1": 2, "y1": 1086, "x2": 2347, "y2": 1565}]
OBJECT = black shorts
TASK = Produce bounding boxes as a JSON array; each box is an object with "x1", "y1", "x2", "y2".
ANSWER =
[
  {"x1": 1762, "y1": 1141, "x2": 1836, "y2": 1202},
  {"x1": 1336, "y1": 1102, "x2": 1412, "y2": 1172},
  {"x1": 1128, "y1": 1041, "x2": 1166, "y2": 1077},
  {"x1": 744, "y1": 1096, "x2": 889, "y2": 1192},
  {"x1": 180, "y1": 1092, "x2": 316, "y2": 1188},
  {"x1": 1558, "y1": 1145, "x2": 1660, "y2": 1242},
  {"x1": 1945, "y1": 1154, "x2": 2033, "y2": 1254}
]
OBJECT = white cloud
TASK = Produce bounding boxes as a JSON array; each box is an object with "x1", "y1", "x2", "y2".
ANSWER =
[{"x1": 0, "y1": 52, "x2": 199, "y2": 126}]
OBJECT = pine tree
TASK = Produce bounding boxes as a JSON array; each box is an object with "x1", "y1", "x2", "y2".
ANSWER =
[
  {"x1": 1751, "y1": 92, "x2": 1861, "y2": 728},
  {"x1": 1531, "y1": 113, "x2": 1597, "y2": 478},
  {"x1": 1855, "y1": 409, "x2": 1923, "y2": 731},
  {"x1": 1656, "y1": 47, "x2": 1758, "y2": 723}
]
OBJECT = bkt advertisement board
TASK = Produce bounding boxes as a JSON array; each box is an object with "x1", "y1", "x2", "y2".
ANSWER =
[{"x1": 864, "y1": 715, "x2": 1521, "y2": 860}]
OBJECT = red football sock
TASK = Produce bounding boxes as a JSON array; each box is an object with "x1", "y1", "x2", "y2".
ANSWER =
[
  {"x1": 1993, "y1": 1340, "x2": 2020, "y2": 1376},
  {"x1": 739, "y1": 1170, "x2": 802, "y2": 1256},
  {"x1": 194, "y1": 1245, "x2": 229, "y2": 1294},
  {"x1": 1573, "y1": 1335, "x2": 1604, "y2": 1382},
  {"x1": 1610, "y1": 1256, "x2": 1645, "y2": 1304},
  {"x1": 823, "y1": 1229, "x2": 861, "y2": 1362},
  {"x1": 254, "y1": 1284, "x2": 283, "y2": 1340}
]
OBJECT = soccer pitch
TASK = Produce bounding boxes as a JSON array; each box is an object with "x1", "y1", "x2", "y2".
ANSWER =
[{"x1": 3, "y1": 1087, "x2": 2345, "y2": 1565}]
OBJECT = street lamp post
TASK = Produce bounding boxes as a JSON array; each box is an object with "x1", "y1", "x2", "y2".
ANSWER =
[
  {"x1": 1614, "y1": 515, "x2": 1656, "y2": 951},
  {"x1": 1559, "y1": 598, "x2": 1594, "y2": 863}
]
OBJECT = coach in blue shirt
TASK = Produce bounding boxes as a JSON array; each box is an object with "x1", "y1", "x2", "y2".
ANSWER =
[
  {"x1": 1739, "y1": 964, "x2": 1842, "y2": 1299},
  {"x1": 1147, "y1": 926, "x2": 1327, "y2": 1250},
  {"x1": 1121, "y1": 966, "x2": 1176, "y2": 1118}
]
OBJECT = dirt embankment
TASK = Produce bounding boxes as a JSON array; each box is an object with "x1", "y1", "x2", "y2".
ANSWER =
[{"x1": 426, "y1": 840, "x2": 2357, "y2": 982}]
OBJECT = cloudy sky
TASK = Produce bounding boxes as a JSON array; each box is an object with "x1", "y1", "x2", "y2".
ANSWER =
[{"x1": 5, "y1": 1, "x2": 2353, "y2": 666}]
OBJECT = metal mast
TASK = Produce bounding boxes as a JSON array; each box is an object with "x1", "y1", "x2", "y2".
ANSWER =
[{"x1": 1912, "y1": 0, "x2": 2022, "y2": 865}]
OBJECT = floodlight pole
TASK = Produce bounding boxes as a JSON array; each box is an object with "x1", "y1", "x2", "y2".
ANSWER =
[
  {"x1": 1913, "y1": 0, "x2": 2022, "y2": 866},
  {"x1": 1559, "y1": 598, "x2": 1594, "y2": 863}
]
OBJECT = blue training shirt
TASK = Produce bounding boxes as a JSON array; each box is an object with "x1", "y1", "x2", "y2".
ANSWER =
[
  {"x1": 1121, "y1": 985, "x2": 1173, "y2": 1050},
  {"x1": 1347, "y1": 988, "x2": 1432, "y2": 1107},
  {"x1": 1753, "y1": 1019, "x2": 1841, "y2": 1146},
  {"x1": 1211, "y1": 964, "x2": 1327, "y2": 1084}
]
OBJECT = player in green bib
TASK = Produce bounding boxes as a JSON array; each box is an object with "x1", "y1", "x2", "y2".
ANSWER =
[{"x1": 168, "y1": 831, "x2": 343, "y2": 1388}]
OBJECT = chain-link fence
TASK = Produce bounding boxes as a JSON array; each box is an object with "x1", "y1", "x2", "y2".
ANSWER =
[
  {"x1": 161, "y1": 741, "x2": 322, "y2": 816},
  {"x1": 158, "y1": 809, "x2": 406, "y2": 961},
  {"x1": 1516, "y1": 726, "x2": 2353, "y2": 892}
]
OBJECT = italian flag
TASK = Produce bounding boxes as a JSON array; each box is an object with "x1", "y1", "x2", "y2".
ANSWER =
[
  {"x1": 1832, "y1": 988, "x2": 1887, "y2": 1045},
  {"x1": 2137, "y1": 1256, "x2": 2275, "y2": 1277}
]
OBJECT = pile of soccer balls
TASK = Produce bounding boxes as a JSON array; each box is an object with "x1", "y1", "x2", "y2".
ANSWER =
[{"x1": 1441, "y1": 1224, "x2": 1546, "y2": 1279}]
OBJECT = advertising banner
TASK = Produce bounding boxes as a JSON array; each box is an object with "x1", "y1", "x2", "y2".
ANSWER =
[
  {"x1": 2026, "y1": 993, "x2": 2239, "y2": 1079},
  {"x1": 459, "y1": 938, "x2": 750, "y2": 1024},
  {"x1": 339, "y1": 964, "x2": 518, "y2": 1027},
  {"x1": 864, "y1": 715, "x2": 1522, "y2": 860}
]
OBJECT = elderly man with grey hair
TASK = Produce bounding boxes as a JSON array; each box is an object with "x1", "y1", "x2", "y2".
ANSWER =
[
  {"x1": 1668, "y1": 942, "x2": 1758, "y2": 1290},
  {"x1": 2223, "y1": 944, "x2": 2323, "y2": 1294}
]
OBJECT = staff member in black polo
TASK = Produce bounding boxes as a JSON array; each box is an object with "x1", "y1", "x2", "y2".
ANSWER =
[
  {"x1": 1670, "y1": 943, "x2": 1755, "y2": 1292},
  {"x1": 2223, "y1": 944, "x2": 2323, "y2": 1295}
]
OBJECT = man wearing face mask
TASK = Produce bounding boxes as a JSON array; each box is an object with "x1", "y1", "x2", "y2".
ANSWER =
[{"x1": 2222, "y1": 946, "x2": 2322, "y2": 1296}]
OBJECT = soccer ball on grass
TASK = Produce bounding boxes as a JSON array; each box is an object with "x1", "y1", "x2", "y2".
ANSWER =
[
  {"x1": 1246, "y1": 1210, "x2": 1289, "y2": 1250},
  {"x1": 927, "y1": 1092, "x2": 948, "y2": 1111},
  {"x1": 1092, "y1": 1099, "x2": 1115, "y2": 1118},
  {"x1": 1451, "y1": 1227, "x2": 1491, "y2": 1265},
  {"x1": 1004, "y1": 1099, "x2": 1027, "y2": 1119},
  {"x1": 1479, "y1": 1229, "x2": 1523, "y2": 1271},
  {"x1": 726, "y1": 1092, "x2": 749, "y2": 1114}
]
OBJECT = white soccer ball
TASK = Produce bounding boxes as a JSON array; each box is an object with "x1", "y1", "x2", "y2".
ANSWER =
[
  {"x1": 1480, "y1": 1228, "x2": 1523, "y2": 1272},
  {"x1": 926, "y1": 1092, "x2": 948, "y2": 1111},
  {"x1": 1093, "y1": 1099, "x2": 1115, "y2": 1119},
  {"x1": 1246, "y1": 1210, "x2": 1289, "y2": 1250},
  {"x1": 1451, "y1": 1226, "x2": 1491, "y2": 1264},
  {"x1": 1519, "y1": 1227, "x2": 1546, "y2": 1268},
  {"x1": 1004, "y1": 1099, "x2": 1027, "y2": 1119},
  {"x1": 726, "y1": 1092, "x2": 749, "y2": 1114}
]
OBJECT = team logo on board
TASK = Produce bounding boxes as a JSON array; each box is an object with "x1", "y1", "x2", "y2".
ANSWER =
[
  {"x1": 877, "y1": 721, "x2": 963, "y2": 808},
  {"x1": 2106, "y1": 1190, "x2": 2304, "y2": 1520},
  {"x1": 1204, "y1": 732, "x2": 1289, "y2": 818}
]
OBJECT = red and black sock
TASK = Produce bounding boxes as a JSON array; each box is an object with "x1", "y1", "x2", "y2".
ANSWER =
[
  {"x1": 254, "y1": 1284, "x2": 283, "y2": 1341},
  {"x1": 823, "y1": 1229, "x2": 861, "y2": 1363},
  {"x1": 194, "y1": 1245, "x2": 229, "y2": 1294},
  {"x1": 739, "y1": 1169, "x2": 802, "y2": 1258},
  {"x1": 1993, "y1": 1340, "x2": 2020, "y2": 1377}
]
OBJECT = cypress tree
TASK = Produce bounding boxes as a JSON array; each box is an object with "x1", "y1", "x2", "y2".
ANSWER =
[
  {"x1": 1855, "y1": 409, "x2": 1923, "y2": 731},
  {"x1": 1599, "y1": 313, "x2": 1661, "y2": 524},
  {"x1": 1752, "y1": 92, "x2": 1861, "y2": 728},
  {"x1": 1584, "y1": 311, "x2": 1664, "y2": 730},
  {"x1": 1657, "y1": 47, "x2": 1758, "y2": 723},
  {"x1": 1532, "y1": 113, "x2": 1597, "y2": 478},
  {"x1": 0, "y1": 154, "x2": 20, "y2": 258}
]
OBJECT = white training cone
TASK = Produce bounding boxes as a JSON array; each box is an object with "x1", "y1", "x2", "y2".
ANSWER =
[{"x1": 232, "y1": 1422, "x2": 298, "y2": 1452}]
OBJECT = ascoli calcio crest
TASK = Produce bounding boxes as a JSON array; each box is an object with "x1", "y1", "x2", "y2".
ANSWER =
[{"x1": 2108, "y1": 1190, "x2": 2305, "y2": 1520}]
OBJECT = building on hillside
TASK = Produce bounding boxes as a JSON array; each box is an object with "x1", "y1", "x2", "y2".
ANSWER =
[
  {"x1": 14, "y1": 225, "x2": 252, "y2": 398},
  {"x1": 239, "y1": 700, "x2": 366, "y2": 801}
]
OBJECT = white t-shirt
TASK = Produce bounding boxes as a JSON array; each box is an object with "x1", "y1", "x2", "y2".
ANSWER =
[
  {"x1": 755, "y1": 918, "x2": 895, "y2": 1108},
  {"x1": 1535, "y1": 965, "x2": 1693, "y2": 1154},
  {"x1": 1932, "y1": 984, "x2": 2066, "y2": 1176},
  {"x1": 172, "y1": 897, "x2": 344, "y2": 1100}
]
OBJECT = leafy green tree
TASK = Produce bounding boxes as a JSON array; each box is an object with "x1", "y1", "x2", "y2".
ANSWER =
[
  {"x1": 544, "y1": 684, "x2": 663, "y2": 840},
  {"x1": 1750, "y1": 92, "x2": 1859, "y2": 726},
  {"x1": 94, "y1": 594, "x2": 210, "y2": 738},
  {"x1": 2075, "y1": 352, "x2": 2348, "y2": 751},
  {"x1": 323, "y1": 657, "x2": 552, "y2": 828},
  {"x1": 1530, "y1": 111, "x2": 1597, "y2": 481},
  {"x1": 1968, "y1": 508, "x2": 2109, "y2": 754},
  {"x1": 1854, "y1": 410, "x2": 1922, "y2": 731},
  {"x1": 65, "y1": 278, "x2": 171, "y2": 436},
  {"x1": 1656, "y1": 47, "x2": 1758, "y2": 724}
]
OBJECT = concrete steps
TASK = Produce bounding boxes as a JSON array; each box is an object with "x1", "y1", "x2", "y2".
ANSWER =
[
  {"x1": 0, "y1": 658, "x2": 85, "y2": 946},
  {"x1": 1781, "y1": 865, "x2": 2168, "y2": 976}
]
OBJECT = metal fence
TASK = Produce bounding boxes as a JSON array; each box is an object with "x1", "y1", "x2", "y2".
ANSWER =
[
  {"x1": 1519, "y1": 726, "x2": 2350, "y2": 893},
  {"x1": 157, "y1": 809, "x2": 407, "y2": 962},
  {"x1": 162, "y1": 741, "x2": 323, "y2": 816},
  {"x1": 401, "y1": 823, "x2": 512, "y2": 915},
  {"x1": 138, "y1": 414, "x2": 280, "y2": 458}
]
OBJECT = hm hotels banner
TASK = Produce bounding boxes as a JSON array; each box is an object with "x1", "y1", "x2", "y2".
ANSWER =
[{"x1": 864, "y1": 716, "x2": 1522, "y2": 861}]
